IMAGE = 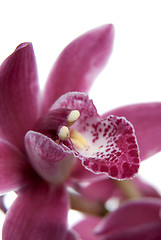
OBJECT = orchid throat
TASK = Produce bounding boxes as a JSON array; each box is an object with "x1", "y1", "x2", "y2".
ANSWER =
[
  {"x1": 58, "y1": 110, "x2": 89, "y2": 150},
  {"x1": 34, "y1": 108, "x2": 88, "y2": 150}
]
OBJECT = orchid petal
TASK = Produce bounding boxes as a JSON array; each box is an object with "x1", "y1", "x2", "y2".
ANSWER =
[
  {"x1": 103, "y1": 102, "x2": 161, "y2": 160},
  {"x1": 0, "y1": 138, "x2": 33, "y2": 194},
  {"x1": 75, "y1": 178, "x2": 123, "y2": 203},
  {"x1": 3, "y1": 182, "x2": 68, "y2": 240},
  {"x1": 79, "y1": 114, "x2": 140, "y2": 180},
  {"x1": 66, "y1": 229, "x2": 80, "y2": 240},
  {"x1": 42, "y1": 24, "x2": 114, "y2": 112},
  {"x1": 132, "y1": 177, "x2": 160, "y2": 198},
  {"x1": 73, "y1": 216, "x2": 101, "y2": 240},
  {"x1": 70, "y1": 160, "x2": 106, "y2": 182},
  {"x1": 95, "y1": 198, "x2": 161, "y2": 238},
  {"x1": 0, "y1": 195, "x2": 6, "y2": 213},
  {"x1": 74, "y1": 176, "x2": 160, "y2": 205},
  {"x1": 0, "y1": 43, "x2": 40, "y2": 150},
  {"x1": 101, "y1": 223, "x2": 161, "y2": 240},
  {"x1": 52, "y1": 92, "x2": 140, "y2": 180},
  {"x1": 25, "y1": 131, "x2": 75, "y2": 184},
  {"x1": 34, "y1": 108, "x2": 73, "y2": 138}
]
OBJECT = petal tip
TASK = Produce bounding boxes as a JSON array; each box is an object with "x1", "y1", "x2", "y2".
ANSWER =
[{"x1": 15, "y1": 42, "x2": 33, "y2": 51}]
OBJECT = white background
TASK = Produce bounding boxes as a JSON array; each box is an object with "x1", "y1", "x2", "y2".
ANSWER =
[{"x1": 0, "y1": 0, "x2": 161, "y2": 237}]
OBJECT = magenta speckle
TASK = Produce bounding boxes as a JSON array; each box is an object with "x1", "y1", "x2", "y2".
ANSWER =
[
  {"x1": 128, "y1": 144, "x2": 137, "y2": 150},
  {"x1": 111, "y1": 149, "x2": 117, "y2": 154},
  {"x1": 123, "y1": 128, "x2": 133, "y2": 135},
  {"x1": 128, "y1": 150, "x2": 139, "y2": 157},
  {"x1": 104, "y1": 156, "x2": 110, "y2": 161},
  {"x1": 100, "y1": 165, "x2": 109, "y2": 173},
  {"x1": 91, "y1": 163, "x2": 99, "y2": 171},
  {"x1": 110, "y1": 166, "x2": 118, "y2": 177},
  {"x1": 122, "y1": 162, "x2": 137, "y2": 178},
  {"x1": 116, "y1": 119, "x2": 122, "y2": 125},
  {"x1": 83, "y1": 159, "x2": 89, "y2": 166},
  {"x1": 132, "y1": 157, "x2": 140, "y2": 163},
  {"x1": 110, "y1": 156, "x2": 117, "y2": 162},
  {"x1": 127, "y1": 137, "x2": 135, "y2": 143},
  {"x1": 99, "y1": 145, "x2": 103, "y2": 149},
  {"x1": 105, "y1": 148, "x2": 111, "y2": 152},
  {"x1": 116, "y1": 152, "x2": 121, "y2": 156}
]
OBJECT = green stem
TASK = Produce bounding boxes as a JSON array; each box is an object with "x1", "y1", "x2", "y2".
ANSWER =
[
  {"x1": 115, "y1": 179, "x2": 142, "y2": 200},
  {"x1": 69, "y1": 191, "x2": 108, "y2": 217}
]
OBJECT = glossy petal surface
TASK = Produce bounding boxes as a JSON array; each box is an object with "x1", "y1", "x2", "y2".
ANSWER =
[
  {"x1": 0, "y1": 43, "x2": 40, "y2": 150},
  {"x1": 34, "y1": 108, "x2": 72, "y2": 137},
  {"x1": 3, "y1": 182, "x2": 68, "y2": 240},
  {"x1": 76, "y1": 178, "x2": 123, "y2": 203},
  {"x1": 0, "y1": 195, "x2": 7, "y2": 213},
  {"x1": 25, "y1": 131, "x2": 75, "y2": 184},
  {"x1": 42, "y1": 24, "x2": 114, "y2": 112},
  {"x1": 76, "y1": 177, "x2": 160, "y2": 205},
  {"x1": 96, "y1": 198, "x2": 161, "y2": 238},
  {"x1": 52, "y1": 92, "x2": 140, "y2": 179},
  {"x1": 104, "y1": 102, "x2": 161, "y2": 160},
  {"x1": 102, "y1": 223, "x2": 161, "y2": 240},
  {"x1": 0, "y1": 138, "x2": 32, "y2": 194},
  {"x1": 73, "y1": 216, "x2": 101, "y2": 240},
  {"x1": 65, "y1": 230, "x2": 80, "y2": 240},
  {"x1": 70, "y1": 160, "x2": 106, "y2": 182},
  {"x1": 132, "y1": 177, "x2": 160, "y2": 198}
]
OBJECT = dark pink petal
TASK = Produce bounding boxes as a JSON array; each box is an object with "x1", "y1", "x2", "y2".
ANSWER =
[
  {"x1": 51, "y1": 92, "x2": 97, "y2": 118},
  {"x1": 25, "y1": 131, "x2": 76, "y2": 184},
  {"x1": 102, "y1": 223, "x2": 161, "y2": 240},
  {"x1": 74, "y1": 177, "x2": 160, "y2": 205},
  {"x1": 132, "y1": 177, "x2": 160, "y2": 198},
  {"x1": 66, "y1": 229, "x2": 80, "y2": 240},
  {"x1": 0, "y1": 195, "x2": 7, "y2": 213},
  {"x1": 95, "y1": 198, "x2": 161, "y2": 237},
  {"x1": 103, "y1": 102, "x2": 161, "y2": 160},
  {"x1": 52, "y1": 92, "x2": 140, "y2": 180},
  {"x1": 73, "y1": 216, "x2": 101, "y2": 240},
  {"x1": 78, "y1": 114, "x2": 140, "y2": 180},
  {"x1": 3, "y1": 182, "x2": 68, "y2": 240},
  {"x1": 70, "y1": 160, "x2": 106, "y2": 182},
  {"x1": 42, "y1": 24, "x2": 114, "y2": 112},
  {"x1": 34, "y1": 108, "x2": 73, "y2": 138},
  {"x1": 0, "y1": 138, "x2": 33, "y2": 194},
  {"x1": 0, "y1": 43, "x2": 40, "y2": 150}
]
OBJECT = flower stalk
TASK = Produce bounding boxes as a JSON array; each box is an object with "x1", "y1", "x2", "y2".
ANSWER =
[
  {"x1": 115, "y1": 179, "x2": 142, "y2": 200},
  {"x1": 69, "y1": 191, "x2": 108, "y2": 217}
]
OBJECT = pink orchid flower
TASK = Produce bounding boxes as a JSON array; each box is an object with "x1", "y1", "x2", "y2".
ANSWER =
[
  {"x1": 72, "y1": 174, "x2": 161, "y2": 239},
  {"x1": 0, "y1": 24, "x2": 160, "y2": 239}
]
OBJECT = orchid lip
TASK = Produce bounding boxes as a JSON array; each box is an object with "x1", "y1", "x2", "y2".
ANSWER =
[{"x1": 52, "y1": 92, "x2": 140, "y2": 180}]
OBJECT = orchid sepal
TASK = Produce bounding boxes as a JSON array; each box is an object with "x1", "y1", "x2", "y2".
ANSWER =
[{"x1": 42, "y1": 24, "x2": 114, "y2": 112}]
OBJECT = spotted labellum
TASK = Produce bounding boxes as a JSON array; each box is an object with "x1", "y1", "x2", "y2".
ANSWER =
[{"x1": 36, "y1": 91, "x2": 140, "y2": 180}]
